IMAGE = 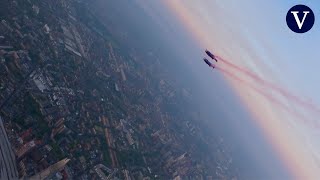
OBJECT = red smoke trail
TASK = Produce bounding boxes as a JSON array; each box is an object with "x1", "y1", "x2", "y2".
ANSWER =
[
  {"x1": 215, "y1": 55, "x2": 320, "y2": 116},
  {"x1": 215, "y1": 66, "x2": 316, "y2": 127}
]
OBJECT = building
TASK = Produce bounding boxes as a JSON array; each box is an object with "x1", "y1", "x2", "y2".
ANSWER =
[
  {"x1": 120, "y1": 68, "x2": 127, "y2": 81},
  {"x1": 28, "y1": 158, "x2": 70, "y2": 180},
  {"x1": 115, "y1": 83, "x2": 120, "y2": 92},
  {"x1": 0, "y1": 117, "x2": 19, "y2": 179},
  {"x1": 16, "y1": 140, "x2": 42, "y2": 160},
  {"x1": 123, "y1": 170, "x2": 131, "y2": 180}
]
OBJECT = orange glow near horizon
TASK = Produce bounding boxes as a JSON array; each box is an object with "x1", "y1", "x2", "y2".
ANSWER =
[{"x1": 163, "y1": 1, "x2": 320, "y2": 179}]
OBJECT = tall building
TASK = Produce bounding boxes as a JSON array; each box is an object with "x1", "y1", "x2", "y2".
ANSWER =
[
  {"x1": 29, "y1": 158, "x2": 70, "y2": 180},
  {"x1": 0, "y1": 117, "x2": 19, "y2": 179}
]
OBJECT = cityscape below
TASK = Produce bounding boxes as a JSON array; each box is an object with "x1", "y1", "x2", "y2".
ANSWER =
[{"x1": 0, "y1": 0, "x2": 247, "y2": 180}]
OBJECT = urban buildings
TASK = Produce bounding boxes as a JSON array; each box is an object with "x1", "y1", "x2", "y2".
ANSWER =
[
  {"x1": 29, "y1": 158, "x2": 70, "y2": 180},
  {"x1": 0, "y1": 0, "x2": 240, "y2": 179},
  {"x1": 0, "y1": 117, "x2": 18, "y2": 180}
]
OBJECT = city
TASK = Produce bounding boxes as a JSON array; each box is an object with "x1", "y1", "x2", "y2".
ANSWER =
[{"x1": 0, "y1": 0, "x2": 239, "y2": 179}]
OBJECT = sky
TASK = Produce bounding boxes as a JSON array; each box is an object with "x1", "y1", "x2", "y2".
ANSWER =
[{"x1": 159, "y1": 0, "x2": 320, "y2": 179}]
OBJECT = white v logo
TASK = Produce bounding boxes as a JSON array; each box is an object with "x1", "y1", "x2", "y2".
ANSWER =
[{"x1": 290, "y1": 11, "x2": 310, "y2": 29}]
